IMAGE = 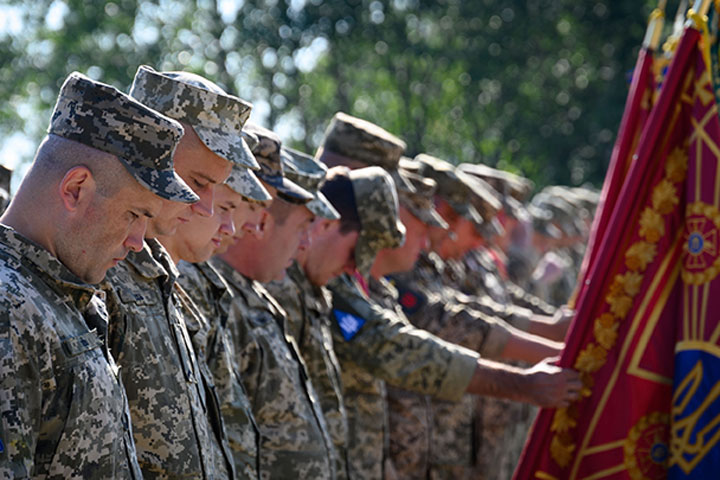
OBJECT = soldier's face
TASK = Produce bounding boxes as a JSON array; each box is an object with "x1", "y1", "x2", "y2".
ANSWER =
[
  {"x1": 377, "y1": 207, "x2": 429, "y2": 274},
  {"x1": 147, "y1": 126, "x2": 232, "y2": 237},
  {"x1": 436, "y1": 216, "x2": 481, "y2": 260},
  {"x1": 303, "y1": 219, "x2": 359, "y2": 286},
  {"x1": 216, "y1": 200, "x2": 270, "y2": 254},
  {"x1": 63, "y1": 176, "x2": 162, "y2": 283},
  {"x1": 164, "y1": 184, "x2": 240, "y2": 264},
  {"x1": 252, "y1": 203, "x2": 314, "y2": 282}
]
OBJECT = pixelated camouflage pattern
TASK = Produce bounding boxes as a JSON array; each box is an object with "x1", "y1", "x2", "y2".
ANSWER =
[
  {"x1": 327, "y1": 273, "x2": 480, "y2": 479},
  {"x1": 172, "y1": 282, "x2": 236, "y2": 480},
  {"x1": 399, "y1": 251, "x2": 540, "y2": 480},
  {"x1": 386, "y1": 385, "x2": 433, "y2": 479},
  {"x1": 412, "y1": 251, "x2": 535, "y2": 330},
  {"x1": 472, "y1": 396, "x2": 537, "y2": 480},
  {"x1": 531, "y1": 191, "x2": 585, "y2": 237},
  {"x1": 369, "y1": 276, "x2": 499, "y2": 479},
  {"x1": 129, "y1": 65, "x2": 258, "y2": 170},
  {"x1": 461, "y1": 173, "x2": 503, "y2": 220},
  {"x1": 457, "y1": 162, "x2": 534, "y2": 202},
  {"x1": 349, "y1": 167, "x2": 406, "y2": 276},
  {"x1": 367, "y1": 277, "x2": 431, "y2": 480},
  {"x1": 282, "y1": 147, "x2": 340, "y2": 220},
  {"x1": 461, "y1": 248, "x2": 556, "y2": 317},
  {"x1": 242, "y1": 123, "x2": 313, "y2": 204},
  {"x1": 211, "y1": 258, "x2": 336, "y2": 479},
  {"x1": 390, "y1": 252, "x2": 539, "y2": 479},
  {"x1": 177, "y1": 261, "x2": 260, "y2": 480},
  {"x1": 49, "y1": 71, "x2": 198, "y2": 204},
  {"x1": 0, "y1": 225, "x2": 142, "y2": 479},
  {"x1": 414, "y1": 153, "x2": 488, "y2": 227},
  {"x1": 225, "y1": 164, "x2": 272, "y2": 203},
  {"x1": 103, "y1": 240, "x2": 228, "y2": 479},
  {"x1": 317, "y1": 112, "x2": 406, "y2": 170},
  {"x1": 397, "y1": 168, "x2": 448, "y2": 229},
  {"x1": 266, "y1": 262, "x2": 350, "y2": 480}
]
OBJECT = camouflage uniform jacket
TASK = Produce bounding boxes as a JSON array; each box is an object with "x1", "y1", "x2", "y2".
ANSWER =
[
  {"x1": 211, "y1": 258, "x2": 336, "y2": 479},
  {"x1": 0, "y1": 225, "x2": 142, "y2": 479},
  {"x1": 327, "y1": 273, "x2": 480, "y2": 480},
  {"x1": 401, "y1": 251, "x2": 534, "y2": 331},
  {"x1": 460, "y1": 248, "x2": 556, "y2": 316},
  {"x1": 104, "y1": 239, "x2": 230, "y2": 479},
  {"x1": 177, "y1": 260, "x2": 260, "y2": 480},
  {"x1": 370, "y1": 275, "x2": 483, "y2": 478},
  {"x1": 266, "y1": 262, "x2": 349, "y2": 480}
]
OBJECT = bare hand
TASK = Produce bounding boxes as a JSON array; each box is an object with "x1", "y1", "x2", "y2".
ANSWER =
[{"x1": 522, "y1": 357, "x2": 581, "y2": 408}]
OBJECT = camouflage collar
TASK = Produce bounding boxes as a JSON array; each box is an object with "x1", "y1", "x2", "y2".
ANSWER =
[
  {"x1": 210, "y1": 257, "x2": 284, "y2": 315},
  {"x1": 369, "y1": 276, "x2": 398, "y2": 302},
  {"x1": 210, "y1": 257, "x2": 253, "y2": 292},
  {"x1": 286, "y1": 261, "x2": 331, "y2": 313},
  {"x1": 0, "y1": 224, "x2": 97, "y2": 308},
  {"x1": 125, "y1": 239, "x2": 176, "y2": 284},
  {"x1": 196, "y1": 260, "x2": 230, "y2": 293}
]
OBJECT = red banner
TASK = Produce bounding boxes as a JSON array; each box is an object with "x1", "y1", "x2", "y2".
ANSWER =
[{"x1": 515, "y1": 22, "x2": 720, "y2": 479}]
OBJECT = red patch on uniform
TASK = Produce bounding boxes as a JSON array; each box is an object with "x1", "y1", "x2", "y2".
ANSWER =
[{"x1": 400, "y1": 292, "x2": 417, "y2": 308}]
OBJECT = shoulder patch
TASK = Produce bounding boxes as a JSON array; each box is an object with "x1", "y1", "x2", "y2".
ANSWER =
[
  {"x1": 0, "y1": 437, "x2": 4, "y2": 453},
  {"x1": 333, "y1": 309, "x2": 366, "y2": 341},
  {"x1": 395, "y1": 285, "x2": 427, "y2": 316}
]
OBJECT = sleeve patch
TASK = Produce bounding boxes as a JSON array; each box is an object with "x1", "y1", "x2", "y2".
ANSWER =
[
  {"x1": 396, "y1": 286, "x2": 426, "y2": 315},
  {"x1": 333, "y1": 309, "x2": 366, "y2": 341}
]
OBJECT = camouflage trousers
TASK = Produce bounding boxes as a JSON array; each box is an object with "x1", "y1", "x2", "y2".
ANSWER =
[
  {"x1": 428, "y1": 395, "x2": 476, "y2": 480},
  {"x1": 344, "y1": 390, "x2": 388, "y2": 480},
  {"x1": 472, "y1": 397, "x2": 537, "y2": 480},
  {"x1": 387, "y1": 386, "x2": 432, "y2": 479}
]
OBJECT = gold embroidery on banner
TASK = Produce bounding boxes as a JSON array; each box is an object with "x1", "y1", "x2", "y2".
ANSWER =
[
  {"x1": 624, "y1": 412, "x2": 670, "y2": 479},
  {"x1": 549, "y1": 143, "x2": 688, "y2": 469},
  {"x1": 682, "y1": 202, "x2": 720, "y2": 285}
]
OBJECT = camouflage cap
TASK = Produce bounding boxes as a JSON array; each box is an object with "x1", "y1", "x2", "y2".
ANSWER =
[
  {"x1": 48, "y1": 72, "x2": 198, "y2": 203},
  {"x1": 503, "y1": 195, "x2": 531, "y2": 222},
  {"x1": 243, "y1": 123, "x2": 313, "y2": 204},
  {"x1": 396, "y1": 166, "x2": 448, "y2": 229},
  {"x1": 571, "y1": 186, "x2": 600, "y2": 213},
  {"x1": 529, "y1": 204, "x2": 562, "y2": 239},
  {"x1": 414, "y1": 153, "x2": 485, "y2": 228},
  {"x1": 349, "y1": 166, "x2": 406, "y2": 276},
  {"x1": 316, "y1": 112, "x2": 406, "y2": 171},
  {"x1": 457, "y1": 162, "x2": 534, "y2": 201},
  {"x1": 282, "y1": 147, "x2": 340, "y2": 220},
  {"x1": 531, "y1": 191, "x2": 583, "y2": 237},
  {"x1": 225, "y1": 164, "x2": 272, "y2": 203},
  {"x1": 129, "y1": 65, "x2": 259, "y2": 170},
  {"x1": 461, "y1": 171, "x2": 503, "y2": 220}
]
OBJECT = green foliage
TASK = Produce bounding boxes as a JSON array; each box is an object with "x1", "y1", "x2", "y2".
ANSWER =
[{"x1": 0, "y1": 0, "x2": 667, "y2": 188}]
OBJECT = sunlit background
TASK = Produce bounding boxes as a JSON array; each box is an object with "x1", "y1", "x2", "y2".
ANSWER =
[{"x1": 0, "y1": 0, "x2": 662, "y2": 192}]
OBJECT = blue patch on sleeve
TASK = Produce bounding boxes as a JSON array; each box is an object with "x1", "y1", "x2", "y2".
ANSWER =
[
  {"x1": 0, "y1": 438, "x2": 4, "y2": 453},
  {"x1": 334, "y1": 309, "x2": 366, "y2": 341}
]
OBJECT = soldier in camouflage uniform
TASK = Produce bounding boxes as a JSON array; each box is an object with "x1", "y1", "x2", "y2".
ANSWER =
[
  {"x1": 213, "y1": 123, "x2": 338, "y2": 479},
  {"x1": 313, "y1": 112, "x2": 581, "y2": 480},
  {"x1": 361, "y1": 156, "x2": 557, "y2": 480},
  {"x1": 530, "y1": 190, "x2": 586, "y2": 307},
  {"x1": 172, "y1": 136, "x2": 271, "y2": 480},
  {"x1": 265, "y1": 148, "x2": 351, "y2": 479},
  {"x1": 104, "y1": 66, "x2": 259, "y2": 479},
  {"x1": 0, "y1": 72, "x2": 185, "y2": 478}
]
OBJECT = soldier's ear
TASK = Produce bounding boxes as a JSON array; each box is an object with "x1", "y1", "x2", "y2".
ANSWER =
[{"x1": 58, "y1": 165, "x2": 96, "y2": 212}]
